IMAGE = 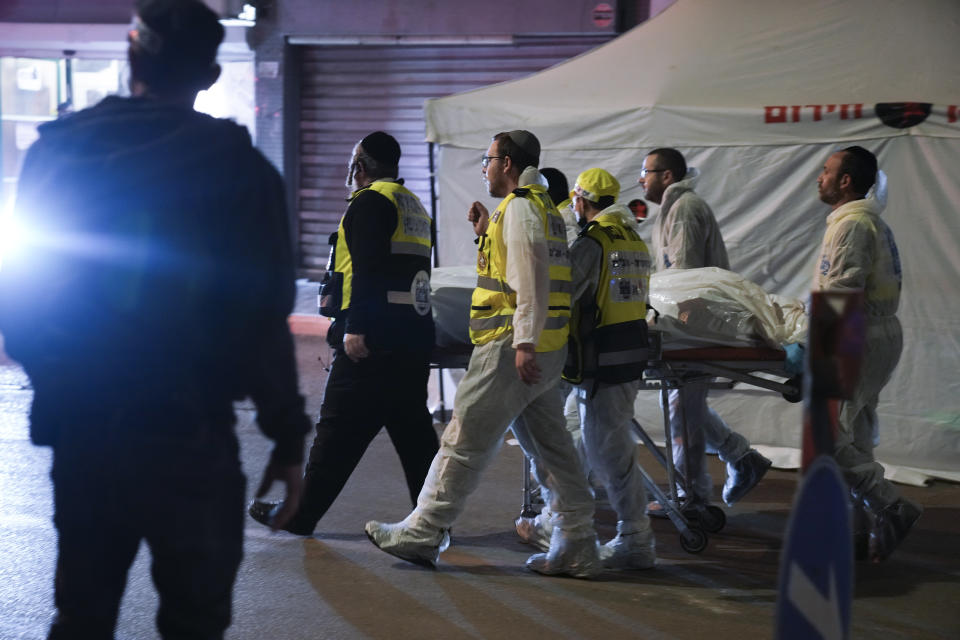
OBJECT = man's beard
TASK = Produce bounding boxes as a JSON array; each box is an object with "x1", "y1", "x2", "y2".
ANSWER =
[{"x1": 818, "y1": 186, "x2": 840, "y2": 205}]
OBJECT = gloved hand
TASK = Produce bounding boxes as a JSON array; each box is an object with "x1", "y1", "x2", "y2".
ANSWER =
[{"x1": 783, "y1": 342, "x2": 805, "y2": 375}]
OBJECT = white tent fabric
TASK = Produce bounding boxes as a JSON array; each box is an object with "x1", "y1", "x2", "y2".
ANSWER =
[{"x1": 424, "y1": 0, "x2": 960, "y2": 483}]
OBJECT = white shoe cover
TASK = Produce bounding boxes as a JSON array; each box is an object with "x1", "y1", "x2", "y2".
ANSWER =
[
  {"x1": 515, "y1": 514, "x2": 552, "y2": 552},
  {"x1": 365, "y1": 518, "x2": 450, "y2": 569},
  {"x1": 599, "y1": 527, "x2": 656, "y2": 570},
  {"x1": 525, "y1": 528, "x2": 602, "y2": 579}
]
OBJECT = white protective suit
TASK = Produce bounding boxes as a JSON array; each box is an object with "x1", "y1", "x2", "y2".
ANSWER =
[
  {"x1": 518, "y1": 203, "x2": 655, "y2": 568},
  {"x1": 813, "y1": 191, "x2": 903, "y2": 508},
  {"x1": 555, "y1": 197, "x2": 582, "y2": 246},
  {"x1": 652, "y1": 169, "x2": 753, "y2": 503},
  {"x1": 652, "y1": 168, "x2": 729, "y2": 272},
  {"x1": 370, "y1": 166, "x2": 598, "y2": 575},
  {"x1": 571, "y1": 205, "x2": 652, "y2": 537}
]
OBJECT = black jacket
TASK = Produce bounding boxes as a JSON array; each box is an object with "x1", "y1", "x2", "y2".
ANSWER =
[
  {"x1": 0, "y1": 96, "x2": 309, "y2": 464},
  {"x1": 330, "y1": 186, "x2": 435, "y2": 353}
]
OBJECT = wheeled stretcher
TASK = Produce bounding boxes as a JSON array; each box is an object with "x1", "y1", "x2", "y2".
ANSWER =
[
  {"x1": 633, "y1": 334, "x2": 799, "y2": 552},
  {"x1": 518, "y1": 332, "x2": 800, "y2": 554},
  {"x1": 428, "y1": 265, "x2": 802, "y2": 553}
]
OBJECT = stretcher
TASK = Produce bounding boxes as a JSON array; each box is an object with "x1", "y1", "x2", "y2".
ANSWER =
[
  {"x1": 512, "y1": 333, "x2": 800, "y2": 553},
  {"x1": 427, "y1": 266, "x2": 801, "y2": 553},
  {"x1": 629, "y1": 333, "x2": 800, "y2": 553}
]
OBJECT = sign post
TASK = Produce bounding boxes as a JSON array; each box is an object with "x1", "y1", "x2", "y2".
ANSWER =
[{"x1": 775, "y1": 290, "x2": 864, "y2": 640}]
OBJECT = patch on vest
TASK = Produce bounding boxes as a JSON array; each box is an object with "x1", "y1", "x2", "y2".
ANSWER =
[
  {"x1": 411, "y1": 270, "x2": 432, "y2": 316},
  {"x1": 608, "y1": 250, "x2": 651, "y2": 276},
  {"x1": 819, "y1": 255, "x2": 830, "y2": 277},
  {"x1": 478, "y1": 252, "x2": 487, "y2": 271},
  {"x1": 548, "y1": 215, "x2": 567, "y2": 239},
  {"x1": 609, "y1": 278, "x2": 646, "y2": 303},
  {"x1": 397, "y1": 195, "x2": 431, "y2": 239}
]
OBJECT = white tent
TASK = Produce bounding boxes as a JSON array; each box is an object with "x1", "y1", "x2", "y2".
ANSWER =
[{"x1": 424, "y1": 0, "x2": 960, "y2": 482}]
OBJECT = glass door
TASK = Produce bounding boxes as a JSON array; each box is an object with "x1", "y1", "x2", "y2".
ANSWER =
[{"x1": 1, "y1": 57, "x2": 63, "y2": 219}]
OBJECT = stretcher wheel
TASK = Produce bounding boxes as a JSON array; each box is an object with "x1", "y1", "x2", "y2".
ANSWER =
[
  {"x1": 679, "y1": 527, "x2": 708, "y2": 554},
  {"x1": 699, "y1": 505, "x2": 726, "y2": 533},
  {"x1": 782, "y1": 375, "x2": 803, "y2": 403}
]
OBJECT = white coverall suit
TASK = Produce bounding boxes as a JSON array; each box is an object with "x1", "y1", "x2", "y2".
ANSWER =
[
  {"x1": 367, "y1": 167, "x2": 599, "y2": 576},
  {"x1": 812, "y1": 196, "x2": 903, "y2": 508},
  {"x1": 571, "y1": 205, "x2": 653, "y2": 538},
  {"x1": 652, "y1": 169, "x2": 753, "y2": 502},
  {"x1": 520, "y1": 205, "x2": 655, "y2": 568}
]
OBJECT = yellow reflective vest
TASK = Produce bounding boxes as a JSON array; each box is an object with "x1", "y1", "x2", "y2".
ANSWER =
[
  {"x1": 469, "y1": 185, "x2": 571, "y2": 352},
  {"x1": 564, "y1": 212, "x2": 651, "y2": 384},
  {"x1": 319, "y1": 180, "x2": 433, "y2": 321}
]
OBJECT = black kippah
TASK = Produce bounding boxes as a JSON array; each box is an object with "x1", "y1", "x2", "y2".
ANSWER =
[
  {"x1": 134, "y1": 0, "x2": 224, "y2": 67},
  {"x1": 359, "y1": 131, "x2": 401, "y2": 167}
]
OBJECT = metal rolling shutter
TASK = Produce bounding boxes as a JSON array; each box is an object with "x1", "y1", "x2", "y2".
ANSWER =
[{"x1": 294, "y1": 36, "x2": 611, "y2": 279}]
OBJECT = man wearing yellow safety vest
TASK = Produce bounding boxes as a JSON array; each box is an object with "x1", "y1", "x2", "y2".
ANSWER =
[
  {"x1": 516, "y1": 168, "x2": 657, "y2": 570},
  {"x1": 366, "y1": 130, "x2": 602, "y2": 578},
  {"x1": 639, "y1": 148, "x2": 772, "y2": 517},
  {"x1": 813, "y1": 146, "x2": 921, "y2": 561},
  {"x1": 249, "y1": 131, "x2": 439, "y2": 535}
]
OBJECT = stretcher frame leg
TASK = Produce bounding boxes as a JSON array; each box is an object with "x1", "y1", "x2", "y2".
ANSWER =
[
  {"x1": 662, "y1": 382, "x2": 689, "y2": 504},
  {"x1": 633, "y1": 415, "x2": 710, "y2": 551},
  {"x1": 651, "y1": 368, "x2": 730, "y2": 536},
  {"x1": 521, "y1": 455, "x2": 538, "y2": 518},
  {"x1": 636, "y1": 456, "x2": 708, "y2": 553},
  {"x1": 517, "y1": 416, "x2": 710, "y2": 553},
  {"x1": 517, "y1": 361, "x2": 742, "y2": 553},
  {"x1": 633, "y1": 416, "x2": 668, "y2": 470}
]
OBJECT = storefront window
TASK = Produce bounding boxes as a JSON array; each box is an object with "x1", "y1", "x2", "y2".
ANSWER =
[
  {"x1": 195, "y1": 60, "x2": 256, "y2": 142},
  {"x1": 1, "y1": 57, "x2": 62, "y2": 218},
  {"x1": 1, "y1": 55, "x2": 254, "y2": 223},
  {"x1": 71, "y1": 58, "x2": 127, "y2": 112}
]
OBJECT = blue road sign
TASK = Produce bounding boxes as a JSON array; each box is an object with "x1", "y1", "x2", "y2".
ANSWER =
[{"x1": 776, "y1": 455, "x2": 852, "y2": 640}]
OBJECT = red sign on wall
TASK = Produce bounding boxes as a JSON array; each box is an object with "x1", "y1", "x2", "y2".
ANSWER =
[{"x1": 593, "y1": 2, "x2": 614, "y2": 28}]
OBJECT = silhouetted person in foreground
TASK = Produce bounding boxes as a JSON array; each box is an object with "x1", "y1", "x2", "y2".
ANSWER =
[{"x1": 0, "y1": 1, "x2": 310, "y2": 637}]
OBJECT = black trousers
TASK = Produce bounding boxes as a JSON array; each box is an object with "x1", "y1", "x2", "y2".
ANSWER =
[
  {"x1": 48, "y1": 420, "x2": 245, "y2": 640},
  {"x1": 292, "y1": 348, "x2": 439, "y2": 529}
]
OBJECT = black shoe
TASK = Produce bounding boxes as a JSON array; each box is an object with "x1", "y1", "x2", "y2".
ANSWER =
[
  {"x1": 868, "y1": 498, "x2": 922, "y2": 562},
  {"x1": 247, "y1": 500, "x2": 315, "y2": 536},
  {"x1": 851, "y1": 500, "x2": 871, "y2": 561}
]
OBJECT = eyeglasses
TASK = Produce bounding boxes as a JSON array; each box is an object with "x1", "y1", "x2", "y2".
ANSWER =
[
  {"x1": 639, "y1": 168, "x2": 666, "y2": 178},
  {"x1": 481, "y1": 155, "x2": 506, "y2": 168}
]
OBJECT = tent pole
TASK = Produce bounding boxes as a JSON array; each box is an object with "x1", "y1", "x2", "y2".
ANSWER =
[
  {"x1": 428, "y1": 141, "x2": 439, "y2": 268},
  {"x1": 428, "y1": 140, "x2": 448, "y2": 421}
]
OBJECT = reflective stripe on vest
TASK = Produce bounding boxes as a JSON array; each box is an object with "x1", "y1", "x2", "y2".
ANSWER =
[
  {"x1": 469, "y1": 184, "x2": 571, "y2": 352},
  {"x1": 477, "y1": 274, "x2": 570, "y2": 295},
  {"x1": 469, "y1": 314, "x2": 569, "y2": 332},
  {"x1": 391, "y1": 241, "x2": 432, "y2": 258},
  {"x1": 598, "y1": 347, "x2": 649, "y2": 367},
  {"x1": 386, "y1": 291, "x2": 414, "y2": 305},
  {"x1": 476, "y1": 275, "x2": 515, "y2": 294}
]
